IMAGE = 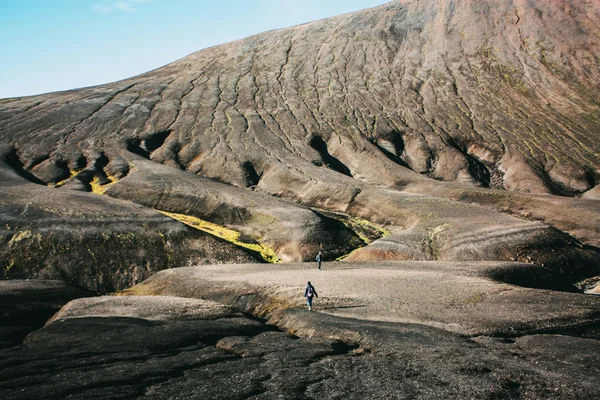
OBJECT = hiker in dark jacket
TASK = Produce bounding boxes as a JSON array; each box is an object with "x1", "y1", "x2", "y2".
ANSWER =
[
  {"x1": 316, "y1": 251, "x2": 322, "y2": 270},
  {"x1": 304, "y1": 281, "x2": 318, "y2": 311}
]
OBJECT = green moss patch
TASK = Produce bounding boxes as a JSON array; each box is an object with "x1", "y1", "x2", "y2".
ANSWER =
[{"x1": 155, "y1": 209, "x2": 280, "y2": 263}]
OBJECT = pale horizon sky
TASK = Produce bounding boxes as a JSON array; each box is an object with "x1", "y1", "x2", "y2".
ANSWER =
[{"x1": 0, "y1": 0, "x2": 390, "y2": 99}]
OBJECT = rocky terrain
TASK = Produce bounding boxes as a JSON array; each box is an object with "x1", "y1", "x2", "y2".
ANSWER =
[
  {"x1": 1, "y1": 0, "x2": 600, "y2": 398},
  {"x1": 2, "y1": 0, "x2": 600, "y2": 287},
  {"x1": 1, "y1": 266, "x2": 599, "y2": 399}
]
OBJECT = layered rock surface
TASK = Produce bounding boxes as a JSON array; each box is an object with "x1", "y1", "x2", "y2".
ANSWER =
[
  {"x1": 1, "y1": 0, "x2": 600, "y2": 290},
  {"x1": 2, "y1": 1, "x2": 600, "y2": 396},
  {"x1": 2, "y1": 0, "x2": 599, "y2": 195},
  {"x1": 2, "y1": 263, "x2": 599, "y2": 399},
  {"x1": 122, "y1": 262, "x2": 600, "y2": 337},
  {"x1": 0, "y1": 280, "x2": 92, "y2": 348},
  {"x1": 0, "y1": 154, "x2": 262, "y2": 292}
]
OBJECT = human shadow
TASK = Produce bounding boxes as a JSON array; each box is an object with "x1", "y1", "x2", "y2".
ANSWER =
[{"x1": 319, "y1": 305, "x2": 368, "y2": 310}]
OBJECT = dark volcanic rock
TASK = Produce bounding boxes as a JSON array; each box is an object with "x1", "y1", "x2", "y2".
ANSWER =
[
  {"x1": 0, "y1": 1, "x2": 599, "y2": 287},
  {"x1": 1, "y1": 294, "x2": 598, "y2": 400},
  {"x1": 0, "y1": 279, "x2": 92, "y2": 348},
  {"x1": 0, "y1": 155, "x2": 262, "y2": 292},
  {"x1": 2, "y1": 1, "x2": 600, "y2": 398}
]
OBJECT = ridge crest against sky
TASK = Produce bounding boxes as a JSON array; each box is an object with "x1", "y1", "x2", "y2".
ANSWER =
[{"x1": 0, "y1": 0, "x2": 389, "y2": 98}]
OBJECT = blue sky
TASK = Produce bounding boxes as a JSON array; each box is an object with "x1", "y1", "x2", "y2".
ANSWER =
[{"x1": 0, "y1": 0, "x2": 390, "y2": 98}]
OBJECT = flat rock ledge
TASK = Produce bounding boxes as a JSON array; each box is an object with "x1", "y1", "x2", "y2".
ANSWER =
[
  {"x1": 122, "y1": 261, "x2": 600, "y2": 338},
  {"x1": 47, "y1": 295, "x2": 235, "y2": 324}
]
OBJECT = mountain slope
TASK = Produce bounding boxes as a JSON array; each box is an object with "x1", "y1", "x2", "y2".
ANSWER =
[
  {"x1": 2, "y1": 0, "x2": 599, "y2": 193},
  {"x1": 1, "y1": 0, "x2": 600, "y2": 290}
]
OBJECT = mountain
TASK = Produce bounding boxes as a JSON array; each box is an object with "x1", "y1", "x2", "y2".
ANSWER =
[
  {"x1": 2, "y1": 2, "x2": 600, "y2": 398},
  {"x1": 1, "y1": 0, "x2": 599, "y2": 291}
]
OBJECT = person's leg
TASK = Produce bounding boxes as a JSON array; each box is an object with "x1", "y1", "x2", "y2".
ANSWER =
[
  {"x1": 318, "y1": 261, "x2": 321, "y2": 270},
  {"x1": 307, "y1": 297, "x2": 312, "y2": 310}
]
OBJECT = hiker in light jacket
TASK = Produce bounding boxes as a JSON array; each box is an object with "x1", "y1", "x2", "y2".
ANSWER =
[
  {"x1": 316, "y1": 251, "x2": 322, "y2": 270},
  {"x1": 304, "y1": 281, "x2": 318, "y2": 311}
]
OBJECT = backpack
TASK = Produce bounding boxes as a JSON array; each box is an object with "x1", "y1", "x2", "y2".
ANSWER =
[{"x1": 307, "y1": 286, "x2": 314, "y2": 297}]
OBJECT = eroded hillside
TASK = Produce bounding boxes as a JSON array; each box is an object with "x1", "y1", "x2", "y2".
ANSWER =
[
  {"x1": 1, "y1": 0, "x2": 600, "y2": 291},
  {"x1": 2, "y1": 2, "x2": 600, "y2": 398}
]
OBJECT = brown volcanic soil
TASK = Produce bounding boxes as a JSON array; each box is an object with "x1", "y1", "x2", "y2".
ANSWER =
[
  {"x1": 122, "y1": 262, "x2": 600, "y2": 337},
  {"x1": 1, "y1": 0, "x2": 600, "y2": 290},
  {"x1": 2, "y1": 0, "x2": 599, "y2": 196},
  {"x1": 1, "y1": 2, "x2": 600, "y2": 397},
  {"x1": 0, "y1": 152, "x2": 262, "y2": 292},
  {"x1": 2, "y1": 265, "x2": 599, "y2": 399}
]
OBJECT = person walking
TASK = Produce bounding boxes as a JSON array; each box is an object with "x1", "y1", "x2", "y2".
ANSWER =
[
  {"x1": 304, "y1": 281, "x2": 318, "y2": 311},
  {"x1": 316, "y1": 251, "x2": 323, "y2": 270}
]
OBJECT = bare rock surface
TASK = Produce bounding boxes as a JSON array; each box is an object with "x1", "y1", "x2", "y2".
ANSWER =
[
  {"x1": 2, "y1": 0, "x2": 599, "y2": 196},
  {"x1": 48, "y1": 295, "x2": 235, "y2": 324},
  {"x1": 1, "y1": 0, "x2": 600, "y2": 294},
  {"x1": 104, "y1": 156, "x2": 366, "y2": 262},
  {"x1": 2, "y1": 1, "x2": 600, "y2": 397},
  {"x1": 123, "y1": 262, "x2": 600, "y2": 337},
  {"x1": 0, "y1": 279, "x2": 92, "y2": 348},
  {"x1": 0, "y1": 155, "x2": 262, "y2": 292},
  {"x1": 1, "y1": 0, "x2": 599, "y2": 291},
  {"x1": 1, "y1": 267, "x2": 599, "y2": 399}
]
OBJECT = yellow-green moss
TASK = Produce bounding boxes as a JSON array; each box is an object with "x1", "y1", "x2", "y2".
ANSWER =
[
  {"x1": 50, "y1": 169, "x2": 81, "y2": 188},
  {"x1": 115, "y1": 232, "x2": 135, "y2": 242},
  {"x1": 49, "y1": 170, "x2": 120, "y2": 193},
  {"x1": 333, "y1": 217, "x2": 391, "y2": 260},
  {"x1": 155, "y1": 209, "x2": 280, "y2": 263},
  {"x1": 464, "y1": 293, "x2": 485, "y2": 304},
  {"x1": 307, "y1": 208, "x2": 391, "y2": 260},
  {"x1": 89, "y1": 175, "x2": 113, "y2": 194},
  {"x1": 335, "y1": 247, "x2": 363, "y2": 261},
  {"x1": 8, "y1": 230, "x2": 41, "y2": 247},
  {"x1": 4, "y1": 259, "x2": 16, "y2": 272},
  {"x1": 428, "y1": 223, "x2": 451, "y2": 240},
  {"x1": 425, "y1": 223, "x2": 452, "y2": 260},
  {"x1": 249, "y1": 212, "x2": 279, "y2": 225},
  {"x1": 347, "y1": 216, "x2": 391, "y2": 244}
]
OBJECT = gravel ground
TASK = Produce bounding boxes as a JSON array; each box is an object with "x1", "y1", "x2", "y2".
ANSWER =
[{"x1": 127, "y1": 261, "x2": 600, "y2": 337}]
